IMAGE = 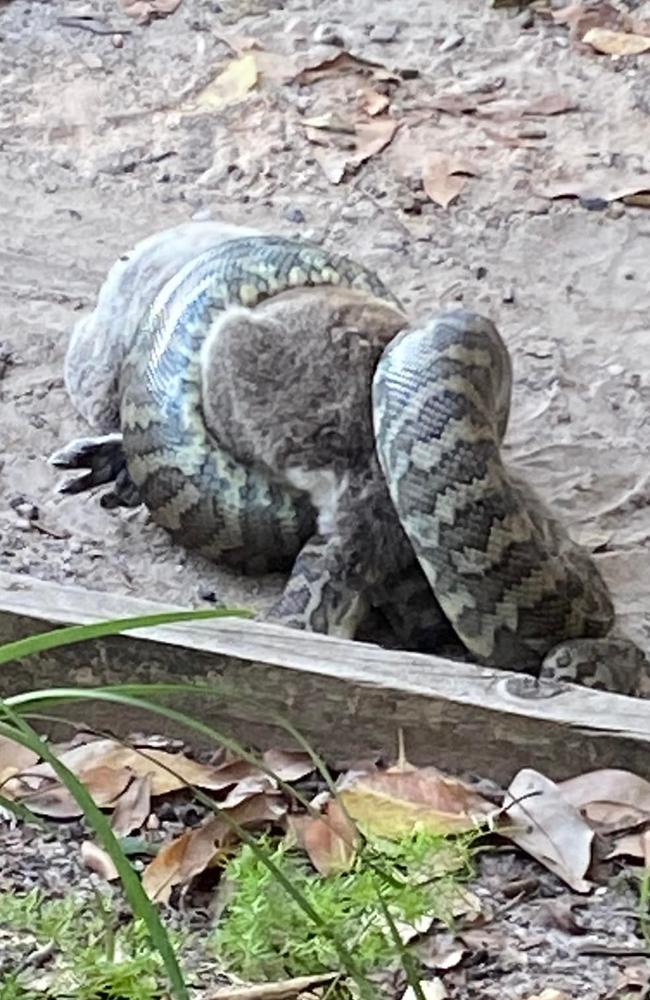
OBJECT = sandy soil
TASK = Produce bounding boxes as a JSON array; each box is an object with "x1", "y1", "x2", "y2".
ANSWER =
[{"x1": 1, "y1": 0, "x2": 649, "y2": 660}]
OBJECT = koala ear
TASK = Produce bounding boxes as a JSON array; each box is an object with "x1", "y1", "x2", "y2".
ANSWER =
[{"x1": 200, "y1": 305, "x2": 260, "y2": 382}]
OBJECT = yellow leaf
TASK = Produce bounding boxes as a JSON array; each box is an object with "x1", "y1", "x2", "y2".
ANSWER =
[
  {"x1": 339, "y1": 767, "x2": 493, "y2": 839},
  {"x1": 583, "y1": 27, "x2": 650, "y2": 55},
  {"x1": 192, "y1": 54, "x2": 258, "y2": 113}
]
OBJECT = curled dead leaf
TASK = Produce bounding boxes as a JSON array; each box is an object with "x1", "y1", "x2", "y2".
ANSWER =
[
  {"x1": 111, "y1": 774, "x2": 152, "y2": 837},
  {"x1": 80, "y1": 841, "x2": 119, "y2": 882},
  {"x1": 358, "y1": 86, "x2": 390, "y2": 117},
  {"x1": 142, "y1": 816, "x2": 230, "y2": 903},
  {"x1": 504, "y1": 769, "x2": 593, "y2": 893},
  {"x1": 301, "y1": 800, "x2": 360, "y2": 875},
  {"x1": 422, "y1": 152, "x2": 478, "y2": 208},
  {"x1": 119, "y1": 0, "x2": 181, "y2": 25},
  {"x1": 293, "y1": 51, "x2": 398, "y2": 86},
  {"x1": 206, "y1": 973, "x2": 337, "y2": 1000},
  {"x1": 310, "y1": 116, "x2": 398, "y2": 185},
  {"x1": 261, "y1": 749, "x2": 315, "y2": 783},
  {"x1": 583, "y1": 27, "x2": 650, "y2": 54},
  {"x1": 558, "y1": 768, "x2": 650, "y2": 830},
  {"x1": 608, "y1": 827, "x2": 650, "y2": 863},
  {"x1": 100, "y1": 746, "x2": 245, "y2": 795}
]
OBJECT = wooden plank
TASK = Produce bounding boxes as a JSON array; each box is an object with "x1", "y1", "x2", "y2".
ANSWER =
[{"x1": 0, "y1": 570, "x2": 649, "y2": 783}]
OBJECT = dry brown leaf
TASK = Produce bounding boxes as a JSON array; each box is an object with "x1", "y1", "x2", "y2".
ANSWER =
[
  {"x1": 220, "y1": 775, "x2": 277, "y2": 808},
  {"x1": 18, "y1": 783, "x2": 84, "y2": 819},
  {"x1": 583, "y1": 26, "x2": 650, "y2": 54},
  {"x1": 354, "y1": 118, "x2": 398, "y2": 164},
  {"x1": 142, "y1": 816, "x2": 230, "y2": 903},
  {"x1": 0, "y1": 736, "x2": 38, "y2": 788},
  {"x1": 338, "y1": 766, "x2": 493, "y2": 839},
  {"x1": 206, "y1": 973, "x2": 337, "y2": 1000},
  {"x1": 80, "y1": 841, "x2": 119, "y2": 881},
  {"x1": 189, "y1": 54, "x2": 258, "y2": 113},
  {"x1": 261, "y1": 749, "x2": 314, "y2": 783},
  {"x1": 535, "y1": 171, "x2": 650, "y2": 203},
  {"x1": 225, "y1": 791, "x2": 287, "y2": 827},
  {"x1": 310, "y1": 117, "x2": 398, "y2": 184},
  {"x1": 359, "y1": 87, "x2": 390, "y2": 117},
  {"x1": 25, "y1": 738, "x2": 121, "y2": 780},
  {"x1": 558, "y1": 768, "x2": 650, "y2": 830},
  {"x1": 100, "y1": 746, "x2": 243, "y2": 795},
  {"x1": 301, "y1": 800, "x2": 360, "y2": 875},
  {"x1": 422, "y1": 152, "x2": 478, "y2": 208},
  {"x1": 294, "y1": 51, "x2": 398, "y2": 86},
  {"x1": 524, "y1": 92, "x2": 578, "y2": 116},
  {"x1": 402, "y1": 980, "x2": 447, "y2": 1000},
  {"x1": 119, "y1": 0, "x2": 181, "y2": 25},
  {"x1": 301, "y1": 112, "x2": 356, "y2": 134},
  {"x1": 608, "y1": 827, "x2": 650, "y2": 864},
  {"x1": 111, "y1": 774, "x2": 152, "y2": 837},
  {"x1": 504, "y1": 769, "x2": 593, "y2": 893}
]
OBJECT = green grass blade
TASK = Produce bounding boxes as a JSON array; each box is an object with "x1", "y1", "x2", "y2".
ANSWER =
[
  {"x1": 0, "y1": 608, "x2": 251, "y2": 666},
  {"x1": 0, "y1": 713, "x2": 189, "y2": 1000}
]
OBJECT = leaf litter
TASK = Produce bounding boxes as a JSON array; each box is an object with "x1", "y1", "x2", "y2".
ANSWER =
[{"x1": 6, "y1": 727, "x2": 650, "y2": 996}]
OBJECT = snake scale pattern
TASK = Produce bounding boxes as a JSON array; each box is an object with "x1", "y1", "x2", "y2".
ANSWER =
[{"x1": 52, "y1": 224, "x2": 649, "y2": 696}]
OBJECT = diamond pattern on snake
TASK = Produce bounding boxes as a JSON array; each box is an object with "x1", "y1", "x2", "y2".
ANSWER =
[{"x1": 51, "y1": 221, "x2": 649, "y2": 697}]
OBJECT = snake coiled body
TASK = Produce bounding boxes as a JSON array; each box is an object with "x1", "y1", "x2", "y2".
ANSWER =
[
  {"x1": 120, "y1": 235, "x2": 398, "y2": 572},
  {"x1": 53, "y1": 224, "x2": 648, "y2": 694}
]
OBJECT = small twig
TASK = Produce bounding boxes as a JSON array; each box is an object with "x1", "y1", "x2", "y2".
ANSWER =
[
  {"x1": 577, "y1": 944, "x2": 650, "y2": 957},
  {"x1": 206, "y1": 972, "x2": 338, "y2": 1000},
  {"x1": 16, "y1": 939, "x2": 56, "y2": 973},
  {"x1": 57, "y1": 15, "x2": 132, "y2": 35}
]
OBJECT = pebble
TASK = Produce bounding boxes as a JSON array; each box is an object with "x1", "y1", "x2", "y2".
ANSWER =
[
  {"x1": 579, "y1": 195, "x2": 608, "y2": 212},
  {"x1": 79, "y1": 51, "x2": 103, "y2": 70},
  {"x1": 284, "y1": 206, "x2": 306, "y2": 224},
  {"x1": 312, "y1": 23, "x2": 344, "y2": 46},
  {"x1": 369, "y1": 22, "x2": 398, "y2": 43},
  {"x1": 607, "y1": 202, "x2": 625, "y2": 219},
  {"x1": 112, "y1": 33, "x2": 124, "y2": 48},
  {"x1": 502, "y1": 286, "x2": 516, "y2": 304},
  {"x1": 517, "y1": 124, "x2": 547, "y2": 140},
  {"x1": 439, "y1": 31, "x2": 464, "y2": 53}
]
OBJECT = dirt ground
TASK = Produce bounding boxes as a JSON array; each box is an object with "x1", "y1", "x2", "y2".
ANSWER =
[
  {"x1": 1, "y1": 1, "x2": 650, "y2": 996},
  {"x1": 0, "y1": 0, "x2": 649, "y2": 656}
]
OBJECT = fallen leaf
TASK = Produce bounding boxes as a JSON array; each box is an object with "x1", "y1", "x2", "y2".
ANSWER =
[
  {"x1": 583, "y1": 26, "x2": 650, "y2": 54},
  {"x1": 422, "y1": 152, "x2": 478, "y2": 208},
  {"x1": 301, "y1": 112, "x2": 356, "y2": 133},
  {"x1": 111, "y1": 774, "x2": 152, "y2": 837},
  {"x1": 294, "y1": 51, "x2": 398, "y2": 86},
  {"x1": 119, "y1": 0, "x2": 181, "y2": 25},
  {"x1": 310, "y1": 117, "x2": 398, "y2": 184},
  {"x1": 99, "y1": 746, "x2": 244, "y2": 795},
  {"x1": 354, "y1": 118, "x2": 399, "y2": 164},
  {"x1": 0, "y1": 736, "x2": 38, "y2": 787},
  {"x1": 206, "y1": 973, "x2": 337, "y2": 1000},
  {"x1": 558, "y1": 769, "x2": 650, "y2": 830},
  {"x1": 17, "y1": 783, "x2": 83, "y2": 819},
  {"x1": 504, "y1": 769, "x2": 593, "y2": 892},
  {"x1": 608, "y1": 827, "x2": 650, "y2": 864},
  {"x1": 24, "y1": 738, "x2": 120, "y2": 780},
  {"x1": 220, "y1": 775, "x2": 277, "y2": 809},
  {"x1": 401, "y1": 980, "x2": 447, "y2": 1000},
  {"x1": 80, "y1": 841, "x2": 119, "y2": 881},
  {"x1": 338, "y1": 767, "x2": 493, "y2": 839},
  {"x1": 225, "y1": 792, "x2": 287, "y2": 827},
  {"x1": 523, "y1": 92, "x2": 578, "y2": 116},
  {"x1": 261, "y1": 749, "x2": 315, "y2": 783},
  {"x1": 142, "y1": 816, "x2": 230, "y2": 903},
  {"x1": 358, "y1": 87, "x2": 390, "y2": 117},
  {"x1": 301, "y1": 800, "x2": 360, "y2": 875},
  {"x1": 535, "y1": 171, "x2": 650, "y2": 203},
  {"x1": 189, "y1": 54, "x2": 258, "y2": 113}
]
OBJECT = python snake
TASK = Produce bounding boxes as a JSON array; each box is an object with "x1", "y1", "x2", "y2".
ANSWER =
[{"x1": 52, "y1": 225, "x2": 648, "y2": 695}]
